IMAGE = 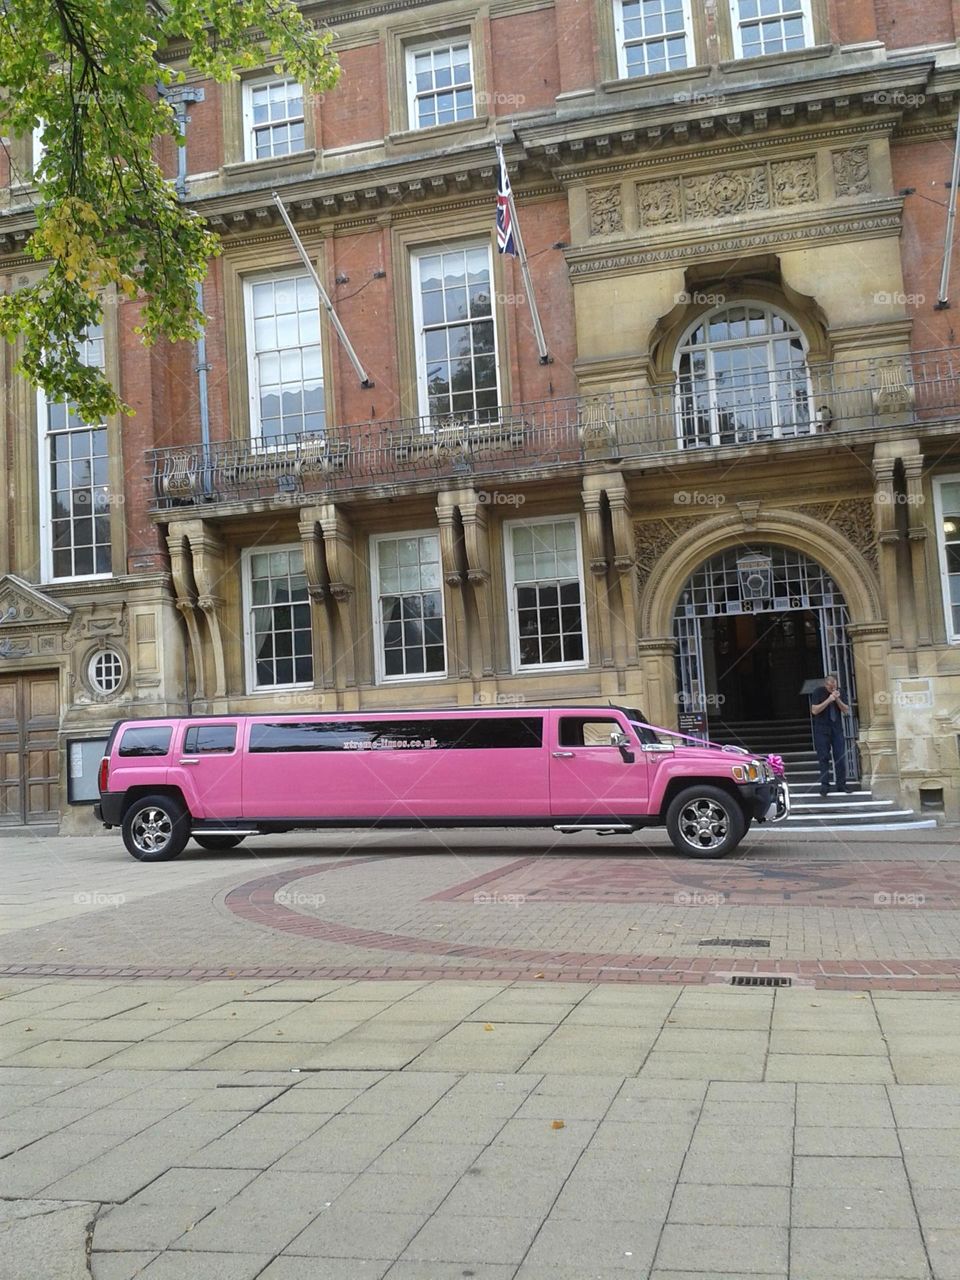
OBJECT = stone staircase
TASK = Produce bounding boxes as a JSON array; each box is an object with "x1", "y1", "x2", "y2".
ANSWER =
[{"x1": 708, "y1": 719, "x2": 936, "y2": 831}]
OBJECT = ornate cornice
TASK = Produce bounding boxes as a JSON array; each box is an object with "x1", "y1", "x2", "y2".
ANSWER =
[{"x1": 566, "y1": 207, "x2": 903, "y2": 278}]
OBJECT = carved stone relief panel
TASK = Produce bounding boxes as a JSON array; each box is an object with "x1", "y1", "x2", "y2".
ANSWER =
[
  {"x1": 832, "y1": 146, "x2": 871, "y2": 197},
  {"x1": 636, "y1": 155, "x2": 819, "y2": 229},
  {"x1": 587, "y1": 185, "x2": 624, "y2": 236},
  {"x1": 636, "y1": 177, "x2": 683, "y2": 228},
  {"x1": 795, "y1": 498, "x2": 879, "y2": 572},
  {"x1": 771, "y1": 157, "x2": 818, "y2": 207}
]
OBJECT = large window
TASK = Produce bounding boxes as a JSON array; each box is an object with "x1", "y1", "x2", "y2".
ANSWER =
[
  {"x1": 506, "y1": 518, "x2": 587, "y2": 671},
  {"x1": 730, "y1": 0, "x2": 813, "y2": 59},
  {"x1": 38, "y1": 324, "x2": 111, "y2": 581},
  {"x1": 935, "y1": 478, "x2": 960, "y2": 642},
  {"x1": 614, "y1": 0, "x2": 693, "y2": 78},
  {"x1": 405, "y1": 40, "x2": 475, "y2": 130},
  {"x1": 411, "y1": 243, "x2": 499, "y2": 425},
  {"x1": 675, "y1": 303, "x2": 813, "y2": 448},
  {"x1": 243, "y1": 546, "x2": 313, "y2": 691},
  {"x1": 243, "y1": 78, "x2": 305, "y2": 160},
  {"x1": 245, "y1": 271, "x2": 324, "y2": 444},
  {"x1": 372, "y1": 533, "x2": 446, "y2": 682}
]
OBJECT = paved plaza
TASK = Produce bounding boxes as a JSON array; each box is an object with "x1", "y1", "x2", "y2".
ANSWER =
[{"x1": 2, "y1": 826, "x2": 960, "y2": 1277}]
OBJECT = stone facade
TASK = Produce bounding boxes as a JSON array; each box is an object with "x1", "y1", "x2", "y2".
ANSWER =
[{"x1": 3, "y1": 0, "x2": 960, "y2": 825}]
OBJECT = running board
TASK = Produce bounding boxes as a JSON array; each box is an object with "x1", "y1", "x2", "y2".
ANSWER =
[
  {"x1": 553, "y1": 823, "x2": 635, "y2": 835},
  {"x1": 191, "y1": 828, "x2": 259, "y2": 836}
]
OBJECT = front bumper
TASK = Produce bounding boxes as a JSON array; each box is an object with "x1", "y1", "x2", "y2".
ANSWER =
[{"x1": 741, "y1": 779, "x2": 790, "y2": 824}]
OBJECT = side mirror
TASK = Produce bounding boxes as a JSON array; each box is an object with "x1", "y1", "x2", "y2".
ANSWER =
[{"x1": 610, "y1": 732, "x2": 635, "y2": 764}]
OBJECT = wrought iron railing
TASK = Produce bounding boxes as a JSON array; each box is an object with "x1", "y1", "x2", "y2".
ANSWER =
[{"x1": 147, "y1": 348, "x2": 960, "y2": 509}]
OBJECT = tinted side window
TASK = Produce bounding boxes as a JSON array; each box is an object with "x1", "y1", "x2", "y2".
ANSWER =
[
  {"x1": 183, "y1": 724, "x2": 237, "y2": 755},
  {"x1": 118, "y1": 726, "x2": 173, "y2": 757},
  {"x1": 248, "y1": 717, "x2": 544, "y2": 753},
  {"x1": 558, "y1": 717, "x2": 625, "y2": 748}
]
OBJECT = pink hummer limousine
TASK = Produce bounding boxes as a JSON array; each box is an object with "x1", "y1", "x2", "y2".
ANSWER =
[{"x1": 95, "y1": 705, "x2": 788, "y2": 862}]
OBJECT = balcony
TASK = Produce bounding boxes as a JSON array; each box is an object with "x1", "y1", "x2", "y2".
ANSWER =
[{"x1": 147, "y1": 348, "x2": 960, "y2": 511}]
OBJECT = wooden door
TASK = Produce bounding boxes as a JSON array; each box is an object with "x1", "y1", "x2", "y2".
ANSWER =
[{"x1": 0, "y1": 673, "x2": 60, "y2": 825}]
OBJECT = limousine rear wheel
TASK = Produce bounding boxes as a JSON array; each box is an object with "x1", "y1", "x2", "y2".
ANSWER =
[
  {"x1": 193, "y1": 834, "x2": 246, "y2": 851},
  {"x1": 665, "y1": 785, "x2": 746, "y2": 859},
  {"x1": 122, "y1": 794, "x2": 190, "y2": 861}
]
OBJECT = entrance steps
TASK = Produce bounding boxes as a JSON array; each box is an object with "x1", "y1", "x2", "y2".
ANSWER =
[{"x1": 707, "y1": 721, "x2": 936, "y2": 832}]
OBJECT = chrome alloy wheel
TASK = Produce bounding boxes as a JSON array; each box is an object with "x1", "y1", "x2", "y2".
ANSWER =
[
  {"x1": 130, "y1": 806, "x2": 173, "y2": 855},
  {"x1": 677, "y1": 797, "x2": 729, "y2": 851}
]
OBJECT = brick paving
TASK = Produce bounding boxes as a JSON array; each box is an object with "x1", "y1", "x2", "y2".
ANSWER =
[{"x1": 3, "y1": 830, "x2": 960, "y2": 1276}]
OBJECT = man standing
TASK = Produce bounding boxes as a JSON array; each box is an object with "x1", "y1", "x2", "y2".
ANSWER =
[{"x1": 811, "y1": 674, "x2": 849, "y2": 797}]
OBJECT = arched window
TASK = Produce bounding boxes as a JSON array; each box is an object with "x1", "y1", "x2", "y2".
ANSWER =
[{"x1": 675, "y1": 303, "x2": 813, "y2": 448}]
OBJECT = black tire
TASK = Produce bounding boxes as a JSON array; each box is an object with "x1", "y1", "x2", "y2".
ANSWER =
[
  {"x1": 121, "y1": 794, "x2": 190, "y2": 861},
  {"x1": 192, "y1": 834, "x2": 247, "y2": 851},
  {"x1": 665, "y1": 785, "x2": 747, "y2": 859}
]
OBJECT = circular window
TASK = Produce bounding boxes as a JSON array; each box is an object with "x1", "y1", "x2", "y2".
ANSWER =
[{"x1": 88, "y1": 649, "x2": 124, "y2": 696}]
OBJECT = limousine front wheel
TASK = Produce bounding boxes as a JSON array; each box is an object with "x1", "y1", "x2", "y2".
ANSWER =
[
  {"x1": 666, "y1": 785, "x2": 746, "y2": 859},
  {"x1": 122, "y1": 795, "x2": 190, "y2": 861}
]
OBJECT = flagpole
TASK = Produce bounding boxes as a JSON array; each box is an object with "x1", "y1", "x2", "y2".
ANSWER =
[
  {"x1": 272, "y1": 192, "x2": 374, "y2": 388},
  {"x1": 496, "y1": 145, "x2": 551, "y2": 365}
]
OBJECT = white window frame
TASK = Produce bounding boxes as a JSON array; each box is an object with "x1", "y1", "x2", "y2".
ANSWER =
[
  {"x1": 613, "y1": 0, "x2": 694, "y2": 80},
  {"x1": 673, "y1": 300, "x2": 814, "y2": 448},
  {"x1": 241, "y1": 75, "x2": 306, "y2": 162},
  {"x1": 933, "y1": 476, "x2": 960, "y2": 643},
  {"x1": 504, "y1": 515, "x2": 589, "y2": 674},
  {"x1": 87, "y1": 648, "x2": 125, "y2": 696},
  {"x1": 242, "y1": 267, "x2": 324, "y2": 447},
  {"x1": 404, "y1": 37, "x2": 475, "y2": 131},
  {"x1": 370, "y1": 530, "x2": 448, "y2": 685},
  {"x1": 241, "y1": 544, "x2": 314, "y2": 693},
  {"x1": 32, "y1": 120, "x2": 45, "y2": 177},
  {"x1": 410, "y1": 240, "x2": 502, "y2": 427},
  {"x1": 37, "y1": 327, "x2": 112, "y2": 585},
  {"x1": 729, "y1": 0, "x2": 814, "y2": 60}
]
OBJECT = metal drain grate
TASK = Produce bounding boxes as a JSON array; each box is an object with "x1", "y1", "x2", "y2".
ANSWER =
[
  {"x1": 698, "y1": 938, "x2": 771, "y2": 948},
  {"x1": 730, "y1": 975, "x2": 792, "y2": 988}
]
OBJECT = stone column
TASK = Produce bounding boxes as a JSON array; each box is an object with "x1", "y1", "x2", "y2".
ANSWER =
[
  {"x1": 165, "y1": 524, "x2": 204, "y2": 699},
  {"x1": 581, "y1": 484, "x2": 614, "y2": 668},
  {"x1": 872, "y1": 452, "x2": 902, "y2": 648},
  {"x1": 459, "y1": 492, "x2": 496, "y2": 678},
  {"x1": 636, "y1": 636, "x2": 678, "y2": 730},
  {"x1": 436, "y1": 493, "x2": 470, "y2": 679},
  {"x1": 318, "y1": 505, "x2": 357, "y2": 689},
  {"x1": 185, "y1": 521, "x2": 228, "y2": 701},
  {"x1": 847, "y1": 620, "x2": 896, "y2": 794},
  {"x1": 607, "y1": 474, "x2": 639, "y2": 667},
  {"x1": 299, "y1": 507, "x2": 337, "y2": 690},
  {"x1": 903, "y1": 453, "x2": 933, "y2": 647}
]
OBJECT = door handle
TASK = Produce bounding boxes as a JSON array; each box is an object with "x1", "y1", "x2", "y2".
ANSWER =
[
  {"x1": 178, "y1": 758, "x2": 200, "y2": 765},
  {"x1": 552, "y1": 751, "x2": 575, "y2": 758}
]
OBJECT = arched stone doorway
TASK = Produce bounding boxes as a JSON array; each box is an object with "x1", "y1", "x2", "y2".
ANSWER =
[{"x1": 673, "y1": 544, "x2": 859, "y2": 778}]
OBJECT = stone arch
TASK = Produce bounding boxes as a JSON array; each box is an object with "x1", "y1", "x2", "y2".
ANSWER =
[
  {"x1": 645, "y1": 270, "x2": 832, "y2": 385},
  {"x1": 639, "y1": 508, "x2": 884, "y2": 639}
]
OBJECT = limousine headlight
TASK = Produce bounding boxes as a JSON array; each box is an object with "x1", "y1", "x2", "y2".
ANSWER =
[{"x1": 731, "y1": 760, "x2": 762, "y2": 784}]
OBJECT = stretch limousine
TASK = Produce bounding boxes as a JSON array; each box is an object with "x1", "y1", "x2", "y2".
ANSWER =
[{"x1": 95, "y1": 706, "x2": 788, "y2": 861}]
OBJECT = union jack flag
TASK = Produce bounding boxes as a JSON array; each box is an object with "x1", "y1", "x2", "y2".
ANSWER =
[{"x1": 496, "y1": 146, "x2": 517, "y2": 256}]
